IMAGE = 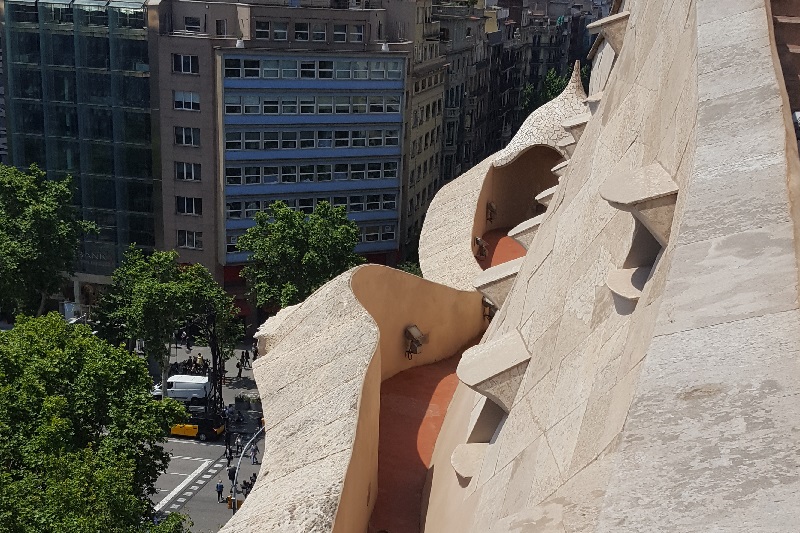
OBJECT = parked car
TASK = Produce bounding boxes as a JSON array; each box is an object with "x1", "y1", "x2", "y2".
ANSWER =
[
  {"x1": 171, "y1": 413, "x2": 225, "y2": 442},
  {"x1": 152, "y1": 375, "x2": 208, "y2": 405}
]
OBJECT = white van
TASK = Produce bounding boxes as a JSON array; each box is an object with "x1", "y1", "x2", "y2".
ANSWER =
[{"x1": 152, "y1": 375, "x2": 209, "y2": 405}]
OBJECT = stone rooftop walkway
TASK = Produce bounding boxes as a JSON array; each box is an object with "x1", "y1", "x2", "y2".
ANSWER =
[{"x1": 369, "y1": 342, "x2": 476, "y2": 533}]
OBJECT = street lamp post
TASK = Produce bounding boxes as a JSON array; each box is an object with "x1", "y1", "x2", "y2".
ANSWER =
[{"x1": 232, "y1": 426, "x2": 264, "y2": 515}]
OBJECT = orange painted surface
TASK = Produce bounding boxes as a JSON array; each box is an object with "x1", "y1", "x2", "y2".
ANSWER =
[
  {"x1": 369, "y1": 343, "x2": 475, "y2": 533},
  {"x1": 477, "y1": 227, "x2": 527, "y2": 269}
]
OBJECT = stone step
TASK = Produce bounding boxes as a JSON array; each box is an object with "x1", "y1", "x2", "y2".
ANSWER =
[
  {"x1": 472, "y1": 257, "x2": 524, "y2": 308},
  {"x1": 775, "y1": 15, "x2": 800, "y2": 24},
  {"x1": 450, "y1": 443, "x2": 489, "y2": 479},
  {"x1": 551, "y1": 160, "x2": 570, "y2": 180},
  {"x1": 587, "y1": 11, "x2": 630, "y2": 54},
  {"x1": 556, "y1": 135, "x2": 577, "y2": 157},
  {"x1": 508, "y1": 214, "x2": 545, "y2": 250},
  {"x1": 599, "y1": 163, "x2": 678, "y2": 246},
  {"x1": 562, "y1": 113, "x2": 592, "y2": 142},
  {"x1": 585, "y1": 91, "x2": 603, "y2": 115},
  {"x1": 535, "y1": 184, "x2": 559, "y2": 208},
  {"x1": 457, "y1": 329, "x2": 531, "y2": 413},
  {"x1": 605, "y1": 266, "x2": 652, "y2": 302}
]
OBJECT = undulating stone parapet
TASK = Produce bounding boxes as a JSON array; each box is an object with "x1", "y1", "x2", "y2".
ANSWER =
[
  {"x1": 493, "y1": 63, "x2": 588, "y2": 167},
  {"x1": 535, "y1": 184, "x2": 559, "y2": 209},
  {"x1": 551, "y1": 160, "x2": 570, "y2": 179},
  {"x1": 457, "y1": 329, "x2": 531, "y2": 412},
  {"x1": 220, "y1": 265, "x2": 485, "y2": 533},
  {"x1": 562, "y1": 113, "x2": 591, "y2": 143},
  {"x1": 451, "y1": 443, "x2": 489, "y2": 479}
]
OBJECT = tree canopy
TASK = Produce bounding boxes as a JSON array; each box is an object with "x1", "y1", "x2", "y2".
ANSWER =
[
  {"x1": 0, "y1": 165, "x2": 95, "y2": 317},
  {"x1": 520, "y1": 64, "x2": 591, "y2": 116},
  {"x1": 94, "y1": 247, "x2": 242, "y2": 399},
  {"x1": 0, "y1": 314, "x2": 189, "y2": 533},
  {"x1": 237, "y1": 200, "x2": 364, "y2": 309}
]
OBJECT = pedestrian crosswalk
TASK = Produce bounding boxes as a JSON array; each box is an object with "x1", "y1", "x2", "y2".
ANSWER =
[{"x1": 156, "y1": 459, "x2": 225, "y2": 513}]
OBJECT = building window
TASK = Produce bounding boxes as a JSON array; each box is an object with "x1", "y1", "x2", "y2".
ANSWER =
[
  {"x1": 244, "y1": 131, "x2": 261, "y2": 149},
  {"x1": 175, "y1": 127, "x2": 200, "y2": 146},
  {"x1": 384, "y1": 129, "x2": 399, "y2": 146},
  {"x1": 334, "y1": 130, "x2": 350, "y2": 148},
  {"x1": 349, "y1": 195, "x2": 364, "y2": 212},
  {"x1": 262, "y1": 130, "x2": 278, "y2": 149},
  {"x1": 281, "y1": 97, "x2": 297, "y2": 114},
  {"x1": 381, "y1": 224, "x2": 396, "y2": 241},
  {"x1": 298, "y1": 198, "x2": 314, "y2": 214},
  {"x1": 244, "y1": 60, "x2": 260, "y2": 77},
  {"x1": 384, "y1": 161, "x2": 398, "y2": 178},
  {"x1": 299, "y1": 130, "x2": 315, "y2": 148},
  {"x1": 263, "y1": 166, "x2": 279, "y2": 183},
  {"x1": 387, "y1": 60, "x2": 402, "y2": 79},
  {"x1": 244, "y1": 166, "x2": 261, "y2": 184},
  {"x1": 224, "y1": 95, "x2": 242, "y2": 114},
  {"x1": 299, "y1": 165, "x2": 315, "y2": 182},
  {"x1": 255, "y1": 20, "x2": 270, "y2": 39},
  {"x1": 225, "y1": 132, "x2": 242, "y2": 150},
  {"x1": 174, "y1": 90, "x2": 200, "y2": 111},
  {"x1": 263, "y1": 97, "x2": 279, "y2": 114},
  {"x1": 175, "y1": 161, "x2": 201, "y2": 181},
  {"x1": 215, "y1": 19, "x2": 227, "y2": 36},
  {"x1": 364, "y1": 225, "x2": 379, "y2": 241},
  {"x1": 370, "y1": 61, "x2": 385, "y2": 79},
  {"x1": 317, "y1": 131, "x2": 332, "y2": 148},
  {"x1": 312, "y1": 23, "x2": 326, "y2": 41},
  {"x1": 300, "y1": 61, "x2": 315, "y2": 79},
  {"x1": 294, "y1": 22, "x2": 309, "y2": 41},
  {"x1": 335, "y1": 61, "x2": 351, "y2": 79},
  {"x1": 368, "y1": 96, "x2": 384, "y2": 113},
  {"x1": 350, "y1": 24, "x2": 364, "y2": 42},
  {"x1": 318, "y1": 61, "x2": 334, "y2": 79},
  {"x1": 281, "y1": 166, "x2": 297, "y2": 183},
  {"x1": 333, "y1": 24, "x2": 347, "y2": 42},
  {"x1": 263, "y1": 59, "x2": 279, "y2": 78},
  {"x1": 173, "y1": 54, "x2": 199, "y2": 74},
  {"x1": 317, "y1": 165, "x2": 331, "y2": 181},
  {"x1": 281, "y1": 131, "x2": 297, "y2": 149},
  {"x1": 317, "y1": 96, "x2": 333, "y2": 114},
  {"x1": 226, "y1": 201, "x2": 242, "y2": 219},
  {"x1": 226, "y1": 235, "x2": 238, "y2": 253},
  {"x1": 367, "y1": 162, "x2": 381, "y2": 179},
  {"x1": 184, "y1": 16, "x2": 201, "y2": 32},
  {"x1": 366, "y1": 194, "x2": 380, "y2": 210},
  {"x1": 334, "y1": 164, "x2": 348, "y2": 180},
  {"x1": 386, "y1": 96, "x2": 401, "y2": 113},
  {"x1": 352, "y1": 96, "x2": 367, "y2": 114},
  {"x1": 176, "y1": 196, "x2": 202, "y2": 215},
  {"x1": 300, "y1": 97, "x2": 315, "y2": 114},
  {"x1": 273, "y1": 22, "x2": 288, "y2": 40},
  {"x1": 177, "y1": 230, "x2": 203, "y2": 249},
  {"x1": 280, "y1": 60, "x2": 297, "y2": 78},
  {"x1": 245, "y1": 200, "x2": 260, "y2": 218},
  {"x1": 351, "y1": 130, "x2": 366, "y2": 147},
  {"x1": 353, "y1": 61, "x2": 368, "y2": 79},
  {"x1": 225, "y1": 167, "x2": 243, "y2": 185},
  {"x1": 382, "y1": 193, "x2": 397, "y2": 209},
  {"x1": 243, "y1": 95, "x2": 260, "y2": 114},
  {"x1": 368, "y1": 130, "x2": 383, "y2": 147},
  {"x1": 350, "y1": 163, "x2": 365, "y2": 180},
  {"x1": 333, "y1": 196, "x2": 347, "y2": 208},
  {"x1": 224, "y1": 59, "x2": 241, "y2": 78}
]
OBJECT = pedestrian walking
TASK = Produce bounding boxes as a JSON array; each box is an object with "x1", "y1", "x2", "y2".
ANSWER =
[
  {"x1": 251, "y1": 443, "x2": 259, "y2": 465},
  {"x1": 236, "y1": 361, "x2": 242, "y2": 379},
  {"x1": 235, "y1": 434, "x2": 243, "y2": 456},
  {"x1": 244, "y1": 350, "x2": 250, "y2": 369},
  {"x1": 215, "y1": 480, "x2": 224, "y2": 503}
]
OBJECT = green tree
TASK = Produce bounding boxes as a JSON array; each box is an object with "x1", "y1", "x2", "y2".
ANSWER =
[
  {"x1": 397, "y1": 262, "x2": 423, "y2": 277},
  {"x1": 94, "y1": 247, "x2": 242, "y2": 400},
  {"x1": 0, "y1": 314, "x2": 189, "y2": 533},
  {"x1": 237, "y1": 200, "x2": 364, "y2": 309},
  {"x1": 0, "y1": 165, "x2": 95, "y2": 317}
]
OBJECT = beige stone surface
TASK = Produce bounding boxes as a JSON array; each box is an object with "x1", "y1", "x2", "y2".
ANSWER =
[
  {"x1": 472, "y1": 257, "x2": 524, "y2": 308},
  {"x1": 451, "y1": 443, "x2": 490, "y2": 479},
  {"x1": 587, "y1": 11, "x2": 630, "y2": 54},
  {"x1": 508, "y1": 214, "x2": 545, "y2": 250}
]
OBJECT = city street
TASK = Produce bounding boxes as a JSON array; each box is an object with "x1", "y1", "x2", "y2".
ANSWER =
[{"x1": 152, "y1": 343, "x2": 265, "y2": 532}]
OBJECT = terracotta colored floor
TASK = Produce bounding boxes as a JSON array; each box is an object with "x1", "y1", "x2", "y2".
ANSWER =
[
  {"x1": 369, "y1": 343, "x2": 475, "y2": 533},
  {"x1": 477, "y1": 227, "x2": 528, "y2": 269}
]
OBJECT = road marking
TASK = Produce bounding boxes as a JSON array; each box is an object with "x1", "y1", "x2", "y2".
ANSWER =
[
  {"x1": 197, "y1": 479, "x2": 206, "y2": 484},
  {"x1": 170, "y1": 504, "x2": 180, "y2": 510},
  {"x1": 155, "y1": 459, "x2": 212, "y2": 512},
  {"x1": 201, "y1": 474, "x2": 211, "y2": 479},
  {"x1": 214, "y1": 463, "x2": 223, "y2": 468},
  {"x1": 190, "y1": 485, "x2": 199, "y2": 490},
  {"x1": 208, "y1": 469, "x2": 218, "y2": 474}
]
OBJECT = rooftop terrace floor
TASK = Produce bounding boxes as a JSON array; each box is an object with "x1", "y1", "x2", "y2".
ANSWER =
[
  {"x1": 477, "y1": 227, "x2": 528, "y2": 269},
  {"x1": 369, "y1": 341, "x2": 477, "y2": 533}
]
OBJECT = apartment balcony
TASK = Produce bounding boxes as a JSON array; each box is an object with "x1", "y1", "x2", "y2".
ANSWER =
[
  {"x1": 424, "y1": 21, "x2": 441, "y2": 39},
  {"x1": 445, "y1": 107, "x2": 460, "y2": 119}
]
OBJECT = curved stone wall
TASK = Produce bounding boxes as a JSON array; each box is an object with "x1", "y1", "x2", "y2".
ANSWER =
[{"x1": 219, "y1": 265, "x2": 484, "y2": 533}]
